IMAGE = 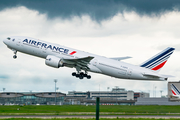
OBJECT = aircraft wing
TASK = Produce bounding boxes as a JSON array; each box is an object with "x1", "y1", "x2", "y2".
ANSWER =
[
  {"x1": 62, "y1": 56, "x2": 94, "y2": 70},
  {"x1": 110, "y1": 56, "x2": 132, "y2": 61}
]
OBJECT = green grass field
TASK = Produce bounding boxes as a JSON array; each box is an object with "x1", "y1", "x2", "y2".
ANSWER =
[
  {"x1": 1, "y1": 105, "x2": 180, "y2": 119},
  {"x1": 0, "y1": 105, "x2": 180, "y2": 115},
  {"x1": 2, "y1": 118, "x2": 180, "y2": 120}
]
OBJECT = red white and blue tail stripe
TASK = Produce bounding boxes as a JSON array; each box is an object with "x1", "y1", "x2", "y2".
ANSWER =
[
  {"x1": 140, "y1": 47, "x2": 175, "y2": 72},
  {"x1": 171, "y1": 84, "x2": 180, "y2": 96}
]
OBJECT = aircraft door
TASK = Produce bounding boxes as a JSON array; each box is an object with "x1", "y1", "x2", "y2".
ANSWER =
[
  {"x1": 42, "y1": 48, "x2": 46, "y2": 54},
  {"x1": 93, "y1": 59, "x2": 98, "y2": 66},
  {"x1": 40, "y1": 45, "x2": 46, "y2": 54},
  {"x1": 39, "y1": 46, "x2": 47, "y2": 58},
  {"x1": 16, "y1": 39, "x2": 21, "y2": 46},
  {"x1": 127, "y1": 69, "x2": 132, "y2": 76}
]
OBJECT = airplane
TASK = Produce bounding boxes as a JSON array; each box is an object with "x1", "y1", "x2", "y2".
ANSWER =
[
  {"x1": 3, "y1": 36, "x2": 175, "y2": 80},
  {"x1": 171, "y1": 84, "x2": 180, "y2": 98}
]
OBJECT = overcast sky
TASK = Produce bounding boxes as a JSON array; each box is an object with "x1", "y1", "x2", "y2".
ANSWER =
[{"x1": 1, "y1": 0, "x2": 180, "y2": 97}]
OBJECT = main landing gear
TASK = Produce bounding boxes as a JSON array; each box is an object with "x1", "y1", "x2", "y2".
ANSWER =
[
  {"x1": 13, "y1": 50, "x2": 17, "y2": 59},
  {"x1": 72, "y1": 72, "x2": 91, "y2": 79}
]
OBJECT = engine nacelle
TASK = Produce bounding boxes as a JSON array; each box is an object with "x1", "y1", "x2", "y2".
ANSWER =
[{"x1": 45, "y1": 55, "x2": 64, "y2": 68}]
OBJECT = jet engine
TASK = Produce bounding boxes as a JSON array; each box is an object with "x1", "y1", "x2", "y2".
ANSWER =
[{"x1": 45, "y1": 55, "x2": 64, "y2": 68}]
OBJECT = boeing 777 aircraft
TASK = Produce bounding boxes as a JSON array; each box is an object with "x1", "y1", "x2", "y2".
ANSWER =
[{"x1": 3, "y1": 36, "x2": 175, "y2": 80}]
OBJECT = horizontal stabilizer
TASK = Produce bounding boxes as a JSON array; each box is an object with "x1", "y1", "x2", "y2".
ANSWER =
[
  {"x1": 142, "y1": 73, "x2": 164, "y2": 78},
  {"x1": 142, "y1": 72, "x2": 173, "y2": 81},
  {"x1": 110, "y1": 56, "x2": 132, "y2": 61}
]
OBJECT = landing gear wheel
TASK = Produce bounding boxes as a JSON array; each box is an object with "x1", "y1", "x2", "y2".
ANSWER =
[
  {"x1": 13, "y1": 55, "x2": 17, "y2": 59},
  {"x1": 72, "y1": 72, "x2": 76, "y2": 76},
  {"x1": 80, "y1": 72, "x2": 84, "y2": 77},
  {"x1": 83, "y1": 74, "x2": 87, "y2": 77},
  {"x1": 79, "y1": 75, "x2": 84, "y2": 79},
  {"x1": 75, "y1": 74, "x2": 80, "y2": 78},
  {"x1": 72, "y1": 71, "x2": 91, "y2": 79},
  {"x1": 87, "y1": 75, "x2": 91, "y2": 79},
  {"x1": 12, "y1": 50, "x2": 17, "y2": 59}
]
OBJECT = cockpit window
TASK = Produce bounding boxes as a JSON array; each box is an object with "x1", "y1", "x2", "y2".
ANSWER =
[{"x1": 7, "y1": 37, "x2": 11, "y2": 40}]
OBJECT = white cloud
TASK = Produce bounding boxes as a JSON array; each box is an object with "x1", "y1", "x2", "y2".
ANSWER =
[{"x1": 0, "y1": 6, "x2": 180, "y2": 97}]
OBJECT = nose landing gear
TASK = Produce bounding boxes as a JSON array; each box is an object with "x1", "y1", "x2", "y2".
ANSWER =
[
  {"x1": 13, "y1": 50, "x2": 17, "y2": 59},
  {"x1": 72, "y1": 72, "x2": 91, "y2": 79}
]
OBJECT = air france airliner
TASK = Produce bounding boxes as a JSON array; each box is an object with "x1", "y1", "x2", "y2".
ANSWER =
[
  {"x1": 171, "y1": 84, "x2": 180, "y2": 98},
  {"x1": 3, "y1": 36, "x2": 175, "y2": 80}
]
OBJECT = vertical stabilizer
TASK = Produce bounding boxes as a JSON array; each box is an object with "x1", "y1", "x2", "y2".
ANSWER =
[
  {"x1": 171, "y1": 84, "x2": 180, "y2": 97},
  {"x1": 140, "y1": 47, "x2": 175, "y2": 72}
]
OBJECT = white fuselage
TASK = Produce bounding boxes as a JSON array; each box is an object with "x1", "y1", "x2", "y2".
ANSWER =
[{"x1": 3, "y1": 36, "x2": 167, "y2": 81}]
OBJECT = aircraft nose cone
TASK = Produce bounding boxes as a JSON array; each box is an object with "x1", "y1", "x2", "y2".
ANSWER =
[
  {"x1": 3, "y1": 39, "x2": 7, "y2": 45},
  {"x1": 3, "y1": 38, "x2": 9, "y2": 45}
]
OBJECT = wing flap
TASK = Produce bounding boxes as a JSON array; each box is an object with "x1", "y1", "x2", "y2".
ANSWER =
[{"x1": 62, "y1": 56, "x2": 94, "y2": 70}]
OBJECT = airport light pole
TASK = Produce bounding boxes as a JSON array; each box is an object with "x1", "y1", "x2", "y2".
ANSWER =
[
  {"x1": 155, "y1": 86, "x2": 157, "y2": 97},
  {"x1": 56, "y1": 87, "x2": 59, "y2": 92},
  {"x1": 160, "y1": 90, "x2": 163, "y2": 97},
  {"x1": 54, "y1": 79, "x2": 57, "y2": 105},
  {"x1": 107, "y1": 87, "x2": 110, "y2": 98},
  {"x1": 153, "y1": 84, "x2": 156, "y2": 97},
  {"x1": 99, "y1": 84, "x2": 100, "y2": 97},
  {"x1": 3, "y1": 88, "x2": 5, "y2": 92}
]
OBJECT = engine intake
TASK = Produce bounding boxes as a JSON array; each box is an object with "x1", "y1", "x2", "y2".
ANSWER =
[{"x1": 45, "y1": 55, "x2": 64, "y2": 68}]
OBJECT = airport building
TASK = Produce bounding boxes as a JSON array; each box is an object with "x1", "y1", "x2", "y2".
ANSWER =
[
  {"x1": 134, "y1": 92, "x2": 149, "y2": 100},
  {"x1": 0, "y1": 87, "x2": 149, "y2": 105},
  {"x1": 67, "y1": 88, "x2": 149, "y2": 100},
  {"x1": 0, "y1": 92, "x2": 65, "y2": 105},
  {"x1": 68, "y1": 88, "x2": 134, "y2": 100},
  {"x1": 2, "y1": 82, "x2": 180, "y2": 105},
  {"x1": 66, "y1": 88, "x2": 149, "y2": 105}
]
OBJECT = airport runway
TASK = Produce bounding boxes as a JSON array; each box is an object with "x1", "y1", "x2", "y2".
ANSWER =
[{"x1": 1, "y1": 115, "x2": 180, "y2": 119}]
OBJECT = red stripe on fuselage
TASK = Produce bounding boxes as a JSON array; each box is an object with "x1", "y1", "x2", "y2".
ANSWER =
[
  {"x1": 172, "y1": 90, "x2": 176, "y2": 95},
  {"x1": 70, "y1": 51, "x2": 76, "y2": 55},
  {"x1": 151, "y1": 60, "x2": 167, "y2": 71}
]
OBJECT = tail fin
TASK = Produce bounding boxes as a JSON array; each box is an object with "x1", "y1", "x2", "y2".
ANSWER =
[
  {"x1": 140, "y1": 47, "x2": 175, "y2": 72},
  {"x1": 171, "y1": 84, "x2": 180, "y2": 96}
]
